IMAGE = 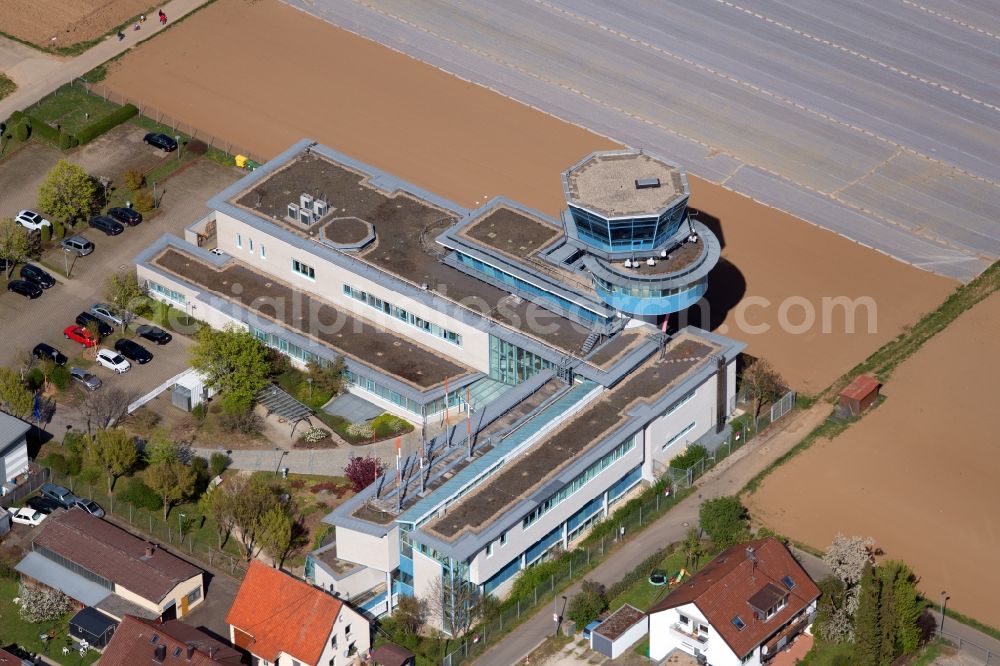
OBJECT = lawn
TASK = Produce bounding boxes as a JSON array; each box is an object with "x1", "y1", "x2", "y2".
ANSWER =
[
  {"x1": 0, "y1": 73, "x2": 15, "y2": 100},
  {"x1": 608, "y1": 549, "x2": 710, "y2": 612},
  {"x1": 0, "y1": 579, "x2": 100, "y2": 666},
  {"x1": 798, "y1": 640, "x2": 855, "y2": 665},
  {"x1": 24, "y1": 85, "x2": 120, "y2": 136}
]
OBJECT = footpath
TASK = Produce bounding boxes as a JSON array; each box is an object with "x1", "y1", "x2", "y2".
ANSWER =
[{"x1": 0, "y1": 0, "x2": 210, "y2": 121}]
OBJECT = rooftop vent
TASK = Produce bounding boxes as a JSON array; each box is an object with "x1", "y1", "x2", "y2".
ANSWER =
[{"x1": 635, "y1": 177, "x2": 661, "y2": 190}]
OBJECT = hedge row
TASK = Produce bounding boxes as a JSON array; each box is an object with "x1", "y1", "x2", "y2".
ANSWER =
[
  {"x1": 5, "y1": 103, "x2": 138, "y2": 149},
  {"x1": 605, "y1": 544, "x2": 675, "y2": 601},
  {"x1": 75, "y1": 103, "x2": 137, "y2": 144}
]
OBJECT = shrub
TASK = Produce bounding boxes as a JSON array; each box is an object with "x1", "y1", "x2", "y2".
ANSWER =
[
  {"x1": 119, "y1": 476, "x2": 163, "y2": 511},
  {"x1": 64, "y1": 430, "x2": 89, "y2": 456},
  {"x1": 40, "y1": 224, "x2": 51, "y2": 243},
  {"x1": 14, "y1": 121, "x2": 29, "y2": 141},
  {"x1": 191, "y1": 402, "x2": 207, "y2": 422},
  {"x1": 133, "y1": 189, "x2": 154, "y2": 212},
  {"x1": 123, "y1": 168, "x2": 144, "y2": 191},
  {"x1": 209, "y1": 451, "x2": 229, "y2": 477},
  {"x1": 49, "y1": 364, "x2": 70, "y2": 390},
  {"x1": 220, "y1": 410, "x2": 264, "y2": 435},
  {"x1": 371, "y1": 413, "x2": 411, "y2": 438},
  {"x1": 75, "y1": 104, "x2": 138, "y2": 144},
  {"x1": 346, "y1": 422, "x2": 374, "y2": 440},
  {"x1": 567, "y1": 580, "x2": 607, "y2": 628},
  {"x1": 42, "y1": 452, "x2": 68, "y2": 474},
  {"x1": 302, "y1": 427, "x2": 330, "y2": 443},
  {"x1": 186, "y1": 139, "x2": 208, "y2": 156},
  {"x1": 670, "y1": 444, "x2": 708, "y2": 471},
  {"x1": 25, "y1": 368, "x2": 44, "y2": 390},
  {"x1": 130, "y1": 408, "x2": 161, "y2": 431},
  {"x1": 58, "y1": 132, "x2": 77, "y2": 150},
  {"x1": 343, "y1": 455, "x2": 385, "y2": 492},
  {"x1": 78, "y1": 467, "x2": 101, "y2": 486},
  {"x1": 65, "y1": 455, "x2": 82, "y2": 476},
  {"x1": 26, "y1": 116, "x2": 59, "y2": 143},
  {"x1": 18, "y1": 583, "x2": 72, "y2": 623},
  {"x1": 0, "y1": 557, "x2": 18, "y2": 580}
]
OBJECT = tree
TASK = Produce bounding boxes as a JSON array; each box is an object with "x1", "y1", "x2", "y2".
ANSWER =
[
  {"x1": 80, "y1": 386, "x2": 137, "y2": 433},
  {"x1": 209, "y1": 451, "x2": 230, "y2": 478},
  {"x1": 426, "y1": 572, "x2": 477, "y2": 636},
  {"x1": 889, "y1": 562, "x2": 922, "y2": 655},
  {"x1": 344, "y1": 455, "x2": 386, "y2": 492},
  {"x1": 144, "y1": 459, "x2": 197, "y2": 519},
  {"x1": 87, "y1": 428, "x2": 139, "y2": 492},
  {"x1": 103, "y1": 270, "x2": 146, "y2": 331},
  {"x1": 190, "y1": 324, "x2": 270, "y2": 414},
  {"x1": 227, "y1": 473, "x2": 284, "y2": 560},
  {"x1": 741, "y1": 358, "x2": 785, "y2": 424},
  {"x1": 17, "y1": 583, "x2": 72, "y2": 623},
  {"x1": 0, "y1": 367, "x2": 33, "y2": 418},
  {"x1": 144, "y1": 430, "x2": 182, "y2": 465},
  {"x1": 198, "y1": 485, "x2": 236, "y2": 549},
  {"x1": 680, "y1": 526, "x2": 705, "y2": 569},
  {"x1": 813, "y1": 575, "x2": 852, "y2": 642},
  {"x1": 824, "y1": 534, "x2": 875, "y2": 626},
  {"x1": 0, "y1": 218, "x2": 29, "y2": 277},
  {"x1": 84, "y1": 319, "x2": 103, "y2": 350},
  {"x1": 306, "y1": 357, "x2": 347, "y2": 395},
  {"x1": 258, "y1": 504, "x2": 293, "y2": 567},
  {"x1": 698, "y1": 496, "x2": 749, "y2": 549},
  {"x1": 567, "y1": 580, "x2": 607, "y2": 628},
  {"x1": 37, "y1": 159, "x2": 97, "y2": 227},
  {"x1": 854, "y1": 564, "x2": 882, "y2": 666},
  {"x1": 393, "y1": 594, "x2": 428, "y2": 634}
]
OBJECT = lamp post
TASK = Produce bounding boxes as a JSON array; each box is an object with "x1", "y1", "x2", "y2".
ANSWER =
[
  {"x1": 178, "y1": 512, "x2": 186, "y2": 539},
  {"x1": 152, "y1": 180, "x2": 157, "y2": 208},
  {"x1": 306, "y1": 377, "x2": 313, "y2": 401},
  {"x1": 175, "y1": 135, "x2": 182, "y2": 161},
  {"x1": 273, "y1": 447, "x2": 287, "y2": 475},
  {"x1": 939, "y1": 591, "x2": 949, "y2": 636}
]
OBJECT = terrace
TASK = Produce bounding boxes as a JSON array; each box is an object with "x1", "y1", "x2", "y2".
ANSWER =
[
  {"x1": 427, "y1": 333, "x2": 717, "y2": 539},
  {"x1": 232, "y1": 151, "x2": 592, "y2": 353},
  {"x1": 152, "y1": 247, "x2": 471, "y2": 389}
]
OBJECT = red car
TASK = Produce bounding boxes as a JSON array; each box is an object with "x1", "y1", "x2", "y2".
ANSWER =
[{"x1": 63, "y1": 325, "x2": 97, "y2": 348}]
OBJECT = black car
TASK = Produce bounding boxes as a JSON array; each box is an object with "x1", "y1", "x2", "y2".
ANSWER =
[
  {"x1": 143, "y1": 132, "x2": 178, "y2": 152},
  {"x1": 88, "y1": 215, "x2": 124, "y2": 236},
  {"x1": 32, "y1": 342, "x2": 68, "y2": 366},
  {"x1": 7, "y1": 280, "x2": 42, "y2": 299},
  {"x1": 20, "y1": 264, "x2": 55, "y2": 289},
  {"x1": 114, "y1": 338, "x2": 153, "y2": 364},
  {"x1": 136, "y1": 324, "x2": 172, "y2": 345},
  {"x1": 26, "y1": 496, "x2": 62, "y2": 515},
  {"x1": 107, "y1": 207, "x2": 143, "y2": 226},
  {"x1": 75, "y1": 312, "x2": 113, "y2": 338}
]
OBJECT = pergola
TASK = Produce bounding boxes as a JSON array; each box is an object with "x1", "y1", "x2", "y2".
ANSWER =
[{"x1": 256, "y1": 384, "x2": 313, "y2": 437}]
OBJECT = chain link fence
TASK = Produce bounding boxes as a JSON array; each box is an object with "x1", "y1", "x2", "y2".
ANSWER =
[{"x1": 940, "y1": 628, "x2": 999, "y2": 665}]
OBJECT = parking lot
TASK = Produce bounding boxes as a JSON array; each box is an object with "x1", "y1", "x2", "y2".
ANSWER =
[{"x1": 0, "y1": 136, "x2": 241, "y2": 414}]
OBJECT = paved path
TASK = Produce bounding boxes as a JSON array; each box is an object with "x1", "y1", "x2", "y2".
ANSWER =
[
  {"x1": 0, "y1": 0, "x2": 211, "y2": 121},
  {"x1": 476, "y1": 402, "x2": 833, "y2": 665},
  {"x1": 287, "y1": 0, "x2": 1000, "y2": 280}
]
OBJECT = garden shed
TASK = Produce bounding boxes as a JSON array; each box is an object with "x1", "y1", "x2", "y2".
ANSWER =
[
  {"x1": 837, "y1": 374, "x2": 880, "y2": 417},
  {"x1": 590, "y1": 604, "x2": 648, "y2": 659},
  {"x1": 69, "y1": 607, "x2": 118, "y2": 648}
]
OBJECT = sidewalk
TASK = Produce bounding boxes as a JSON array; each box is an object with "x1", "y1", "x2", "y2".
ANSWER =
[
  {"x1": 476, "y1": 403, "x2": 833, "y2": 666},
  {"x1": 0, "y1": 0, "x2": 211, "y2": 120}
]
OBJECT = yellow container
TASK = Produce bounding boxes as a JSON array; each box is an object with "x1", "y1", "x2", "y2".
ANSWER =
[{"x1": 234, "y1": 154, "x2": 247, "y2": 168}]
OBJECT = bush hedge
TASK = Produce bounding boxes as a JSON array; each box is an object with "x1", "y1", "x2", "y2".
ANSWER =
[
  {"x1": 25, "y1": 368, "x2": 44, "y2": 390},
  {"x1": 14, "y1": 121, "x2": 29, "y2": 141},
  {"x1": 42, "y1": 452, "x2": 68, "y2": 474},
  {"x1": 49, "y1": 364, "x2": 70, "y2": 390},
  {"x1": 119, "y1": 477, "x2": 163, "y2": 511},
  {"x1": 75, "y1": 104, "x2": 137, "y2": 144},
  {"x1": 669, "y1": 444, "x2": 708, "y2": 471}
]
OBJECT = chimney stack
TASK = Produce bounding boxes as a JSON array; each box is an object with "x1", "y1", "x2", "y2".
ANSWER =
[
  {"x1": 154, "y1": 644, "x2": 167, "y2": 662},
  {"x1": 186, "y1": 643, "x2": 196, "y2": 660},
  {"x1": 145, "y1": 545, "x2": 155, "y2": 558}
]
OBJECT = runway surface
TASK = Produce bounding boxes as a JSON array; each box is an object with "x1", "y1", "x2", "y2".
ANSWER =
[{"x1": 283, "y1": 0, "x2": 1000, "y2": 280}]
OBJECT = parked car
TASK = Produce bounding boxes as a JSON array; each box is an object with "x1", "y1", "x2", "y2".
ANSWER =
[
  {"x1": 20, "y1": 264, "x2": 55, "y2": 289},
  {"x1": 60, "y1": 235, "x2": 95, "y2": 257},
  {"x1": 137, "y1": 324, "x2": 172, "y2": 345},
  {"x1": 26, "y1": 496, "x2": 62, "y2": 514},
  {"x1": 8, "y1": 507, "x2": 47, "y2": 527},
  {"x1": 75, "y1": 312, "x2": 113, "y2": 338},
  {"x1": 113, "y1": 338, "x2": 152, "y2": 364},
  {"x1": 63, "y1": 325, "x2": 97, "y2": 348},
  {"x1": 14, "y1": 210, "x2": 52, "y2": 232},
  {"x1": 143, "y1": 132, "x2": 178, "y2": 152},
  {"x1": 107, "y1": 207, "x2": 142, "y2": 226},
  {"x1": 90, "y1": 303, "x2": 125, "y2": 328},
  {"x1": 95, "y1": 348, "x2": 131, "y2": 373},
  {"x1": 7, "y1": 280, "x2": 42, "y2": 299},
  {"x1": 69, "y1": 367, "x2": 102, "y2": 391},
  {"x1": 88, "y1": 215, "x2": 124, "y2": 236},
  {"x1": 32, "y1": 343, "x2": 68, "y2": 366},
  {"x1": 72, "y1": 499, "x2": 105, "y2": 518},
  {"x1": 40, "y1": 483, "x2": 80, "y2": 509}
]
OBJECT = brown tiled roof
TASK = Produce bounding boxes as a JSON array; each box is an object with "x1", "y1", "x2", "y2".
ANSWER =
[
  {"x1": 648, "y1": 538, "x2": 820, "y2": 658},
  {"x1": 226, "y1": 560, "x2": 344, "y2": 664},
  {"x1": 372, "y1": 642, "x2": 416, "y2": 666},
  {"x1": 839, "y1": 374, "x2": 880, "y2": 401},
  {"x1": 99, "y1": 616, "x2": 243, "y2": 666},
  {"x1": 0, "y1": 648, "x2": 21, "y2": 666},
  {"x1": 32, "y1": 509, "x2": 202, "y2": 603},
  {"x1": 594, "y1": 604, "x2": 647, "y2": 641}
]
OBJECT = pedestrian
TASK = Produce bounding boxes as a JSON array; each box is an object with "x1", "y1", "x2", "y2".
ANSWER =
[
  {"x1": 139, "y1": 14, "x2": 146, "y2": 22},
  {"x1": 117, "y1": 30, "x2": 125, "y2": 41},
  {"x1": 133, "y1": 21, "x2": 141, "y2": 31},
  {"x1": 158, "y1": 9, "x2": 165, "y2": 18},
  {"x1": 160, "y1": 13, "x2": 168, "y2": 25}
]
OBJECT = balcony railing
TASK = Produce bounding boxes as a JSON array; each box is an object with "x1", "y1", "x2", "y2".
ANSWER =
[{"x1": 671, "y1": 623, "x2": 709, "y2": 644}]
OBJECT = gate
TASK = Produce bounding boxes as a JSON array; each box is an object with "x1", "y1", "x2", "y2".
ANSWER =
[{"x1": 770, "y1": 390, "x2": 796, "y2": 424}]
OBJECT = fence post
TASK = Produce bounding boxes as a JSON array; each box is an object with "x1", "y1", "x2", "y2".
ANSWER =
[
  {"x1": 534, "y1": 587, "x2": 537, "y2": 606},
  {"x1": 517, "y1": 599, "x2": 520, "y2": 618},
  {"x1": 639, "y1": 505, "x2": 643, "y2": 525}
]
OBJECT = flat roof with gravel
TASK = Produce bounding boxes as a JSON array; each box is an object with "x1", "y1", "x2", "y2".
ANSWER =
[{"x1": 566, "y1": 151, "x2": 686, "y2": 218}]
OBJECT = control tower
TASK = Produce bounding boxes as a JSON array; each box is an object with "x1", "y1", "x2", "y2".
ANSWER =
[{"x1": 562, "y1": 150, "x2": 720, "y2": 318}]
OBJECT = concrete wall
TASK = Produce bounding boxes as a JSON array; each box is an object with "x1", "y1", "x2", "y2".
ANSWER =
[
  {"x1": 314, "y1": 562, "x2": 384, "y2": 601},
  {"x1": 412, "y1": 550, "x2": 442, "y2": 604},
  {"x1": 213, "y1": 212, "x2": 492, "y2": 374},
  {"x1": 335, "y1": 525, "x2": 400, "y2": 573},
  {"x1": 649, "y1": 602, "x2": 754, "y2": 666}
]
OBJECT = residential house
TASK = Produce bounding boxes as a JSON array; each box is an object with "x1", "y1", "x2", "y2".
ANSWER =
[
  {"x1": 227, "y1": 560, "x2": 370, "y2": 666},
  {"x1": 98, "y1": 615, "x2": 243, "y2": 666},
  {"x1": 648, "y1": 537, "x2": 821, "y2": 666},
  {"x1": 15, "y1": 509, "x2": 204, "y2": 621},
  {"x1": 0, "y1": 411, "x2": 30, "y2": 492}
]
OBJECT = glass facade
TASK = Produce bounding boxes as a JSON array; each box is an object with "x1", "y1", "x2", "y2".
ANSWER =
[
  {"x1": 147, "y1": 280, "x2": 186, "y2": 305},
  {"x1": 570, "y1": 203, "x2": 687, "y2": 252},
  {"x1": 343, "y1": 283, "x2": 463, "y2": 346},
  {"x1": 343, "y1": 368, "x2": 423, "y2": 416},
  {"x1": 250, "y1": 326, "x2": 328, "y2": 366},
  {"x1": 453, "y1": 252, "x2": 607, "y2": 324},
  {"x1": 489, "y1": 335, "x2": 554, "y2": 385}
]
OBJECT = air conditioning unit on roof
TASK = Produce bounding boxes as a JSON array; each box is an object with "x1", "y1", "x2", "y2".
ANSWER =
[
  {"x1": 287, "y1": 203, "x2": 299, "y2": 220},
  {"x1": 313, "y1": 199, "x2": 328, "y2": 218},
  {"x1": 300, "y1": 193, "x2": 314, "y2": 210}
]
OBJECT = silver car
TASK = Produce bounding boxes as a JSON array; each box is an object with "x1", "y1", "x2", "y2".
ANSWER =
[
  {"x1": 69, "y1": 367, "x2": 102, "y2": 391},
  {"x1": 60, "y1": 235, "x2": 95, "y2": 256},
  {"x1": 90, "y1": 303, "x2": 124, "y2": 327}
]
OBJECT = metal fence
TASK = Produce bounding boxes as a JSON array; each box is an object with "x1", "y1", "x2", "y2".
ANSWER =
[
  {"x1": 771, "y1": 389, "x2": 796, "y2": 424},
  {"x1": 0, "y1": 466, "x2": 50, "y2": 508},
  {"x1": 941, "y1": 628, "x2": 999, "y2": 665},
  {"x1": 47, "y1": 468, "x2": 248, "y2": 579}
]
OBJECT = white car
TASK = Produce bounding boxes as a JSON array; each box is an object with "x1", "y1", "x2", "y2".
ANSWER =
[
  {"x1": 9, "y1": 507, "x2": 47, "y2": 527},
  {"x1": 95, "y1": 348, "x2": 131, "y2": 374},
  {"x1": 15, "y1": 210, "x2": 52, "y2": 232},
  {"x1": 90, "y1": 303, "x2": 125, "y2": 327}
]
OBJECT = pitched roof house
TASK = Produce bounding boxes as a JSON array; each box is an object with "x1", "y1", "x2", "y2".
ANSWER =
[
  {"x1": 648, "y1": 537, "x2": 821, "y2": 666},
  {"x1": 15, "y1": 509, "x2": 204, "y2": 621},
  {"x1": 226, "y1": 560, "x2": 371, "y2": 666},
  {"x1": 99, "y1": 615, "x2": 243, "y2": 666}
]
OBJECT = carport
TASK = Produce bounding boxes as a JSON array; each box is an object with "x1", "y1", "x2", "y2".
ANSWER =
[{"x1": 69, "y1": 607, "x2": 118, "y2": 648}]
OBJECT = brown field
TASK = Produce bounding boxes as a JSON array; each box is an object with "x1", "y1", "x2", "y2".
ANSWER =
[
  {"x1": 749, "y1": 291, "x2": 1000, "y2": 626},
  {"x1": 102, "y1": 0, "x2": 956, "y2": 393},
  {"x1": 0, "y1": 0, "x2": 154, "y2": 49}
]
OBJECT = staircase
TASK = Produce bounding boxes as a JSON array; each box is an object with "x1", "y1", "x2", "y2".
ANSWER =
[{"x1": 580, "y1": 330, "x2": 601, "y2": 355}]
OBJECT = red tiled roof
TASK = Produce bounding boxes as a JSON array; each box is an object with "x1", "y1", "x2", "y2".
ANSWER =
[
  {"x1": 32, "y1": 509, "x2": 202, "y2": 603},
  {"x1": 226, "y1": 560, "x2": 343, "y2": 664},
  {"x1": 648, "y1": 538, "x2": 820, "y2": 659},
  {"x1": 100, "y1": 615, "x2": 243, "y2": 666},
  {"x1": 839, "y1": 374, "x2": 880, "y2": 401},
  {"x1": 0, "y1": 648, "x2": 21, "y2": 666}
]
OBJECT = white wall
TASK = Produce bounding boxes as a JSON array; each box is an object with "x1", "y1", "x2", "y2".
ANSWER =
[
  {"x1": 213, "y1": 212, "x2": 491, "y2": 374},
  {"x1": 314, "y1": 563, "x2": 384, "y2": 601},
  {"x1": 607, "y1": 616, "x2": 648, "y2": 659},
  {"x1": 334, "y1": 525, "x2": 399, "y2": 573},
  {"x1": 1, "y1": 435, "x2": 28, "y2": 483},
  {"x1": 316, "y1": 604, "x2": 371, "y2": 666},
  {"x1": 649, "y1": 602, "x2": 756, "y2": 666}
]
